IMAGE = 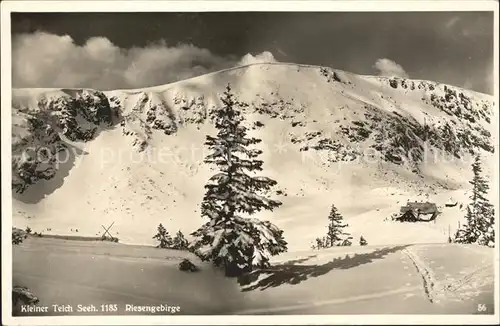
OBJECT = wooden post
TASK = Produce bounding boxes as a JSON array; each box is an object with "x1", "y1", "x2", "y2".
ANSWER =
[{"x1": 101, "y1": 221, "x2": 116, "y2": 240}]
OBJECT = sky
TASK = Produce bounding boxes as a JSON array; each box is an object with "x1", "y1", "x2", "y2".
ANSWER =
[{"x1": 11, "y1": 11, "x2": 495, "y2": 94}]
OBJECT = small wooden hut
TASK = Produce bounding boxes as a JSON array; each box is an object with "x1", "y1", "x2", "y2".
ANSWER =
[{"x1": 394, "y1": 202, "x2": 439, "y2": 222}]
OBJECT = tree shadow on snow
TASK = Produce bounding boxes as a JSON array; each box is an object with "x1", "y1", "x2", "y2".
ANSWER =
[
  {"x1": 281, "y1": 255, "x2": 318, "y2": 265},
  {"x1": 238, "y1": 245, "x2": 410, "y2": 292}
]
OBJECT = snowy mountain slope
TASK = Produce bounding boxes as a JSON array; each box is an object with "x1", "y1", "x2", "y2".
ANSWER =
[{"x1": 10, "y1": 62, "x2": 496, "y2": 250}]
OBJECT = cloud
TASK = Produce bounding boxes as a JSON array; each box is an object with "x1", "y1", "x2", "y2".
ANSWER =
[
  {"x1": 12, "y1": 32, "x2": 278, "y2": 89},
  {"x1": 486, "y1": 68, "x2": 494, "y2": 95},
  {"x1": 373, "y1": 58, "x2": 409, "y2": 78},
  {"x1": 445, "y1": 16, "x2": 460, "y2": 29},
  {"x1": 441, "y1": 15, "x2": 492, "y2": 40},
  {"x1": 462, "y1": 75, "x2": 493, "y2": 95},
  {"x1": 460, "y1": 61, "x2": 494, "y2": 95},
  {"x1": 463, "y1": 78, "x2": 475, "y2": 90},
  {"x1": 238, "y1": 51, "x2": 277, "y2": 66}
]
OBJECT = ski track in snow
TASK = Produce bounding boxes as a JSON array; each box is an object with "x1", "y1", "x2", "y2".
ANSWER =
[
  {"x1": 402, "y1": 248, "x2": 437, "y2": 303},
  {"x1": 402, "y1": 246, "x2": 494, "y2": 305},
  {"x1": 434, "y1": 261, "x2": 494, "y2": 303}
]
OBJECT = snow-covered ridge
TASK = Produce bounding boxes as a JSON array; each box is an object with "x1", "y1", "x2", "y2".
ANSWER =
[
  {"x1": 11, "y1": 62, "x2": 496, "y2": 249},
  {"x1": 13, "y1": 61, "x2": 493, "y2": 97}
]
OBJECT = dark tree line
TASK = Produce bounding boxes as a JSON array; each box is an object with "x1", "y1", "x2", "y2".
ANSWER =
[
  {"x1": 153, "y1": 223, "x2": 190, "y2": 250},
  {"x1": 454, "y1": 155, "x2": 495, "y2": 247}
]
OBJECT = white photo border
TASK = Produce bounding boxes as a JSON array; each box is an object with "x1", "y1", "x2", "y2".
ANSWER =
[{"x1": 1, "y1": 1, "x2": 499, "y2": 325}]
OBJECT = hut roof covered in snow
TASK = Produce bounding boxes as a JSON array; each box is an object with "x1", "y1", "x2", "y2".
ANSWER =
[{"x1": 400, "y1": 202, "x2": 438, "y2": 215}]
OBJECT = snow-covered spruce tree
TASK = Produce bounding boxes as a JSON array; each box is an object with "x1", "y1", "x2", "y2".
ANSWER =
[
  {"x1": 455, "y1": 206, "x2": 477, "y2": 244},
  {"x1": 190, "y1": 84, "x2": 287, "y2": 277},
  {"x1": 455, "y1": 155, "x2": 495, "y2": 247},
  {"x1": 325, "y1": 204, "x2": 351, "y2": 247},
  {"x1": 312, "y1": 205, "x2": 351, "y2": 249},
  {"x1": 12, "y1": 228, "x2": 27, "y2": 245},
  {"x1": 359, "y1": 235, "x2": 368, "y2": 246},
  {"x1": 153, "y1": 223, "x2": 173, "y2": 249},
  {"x1": 172, "y1": 230, "x2": 190, "y2": 250}
]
